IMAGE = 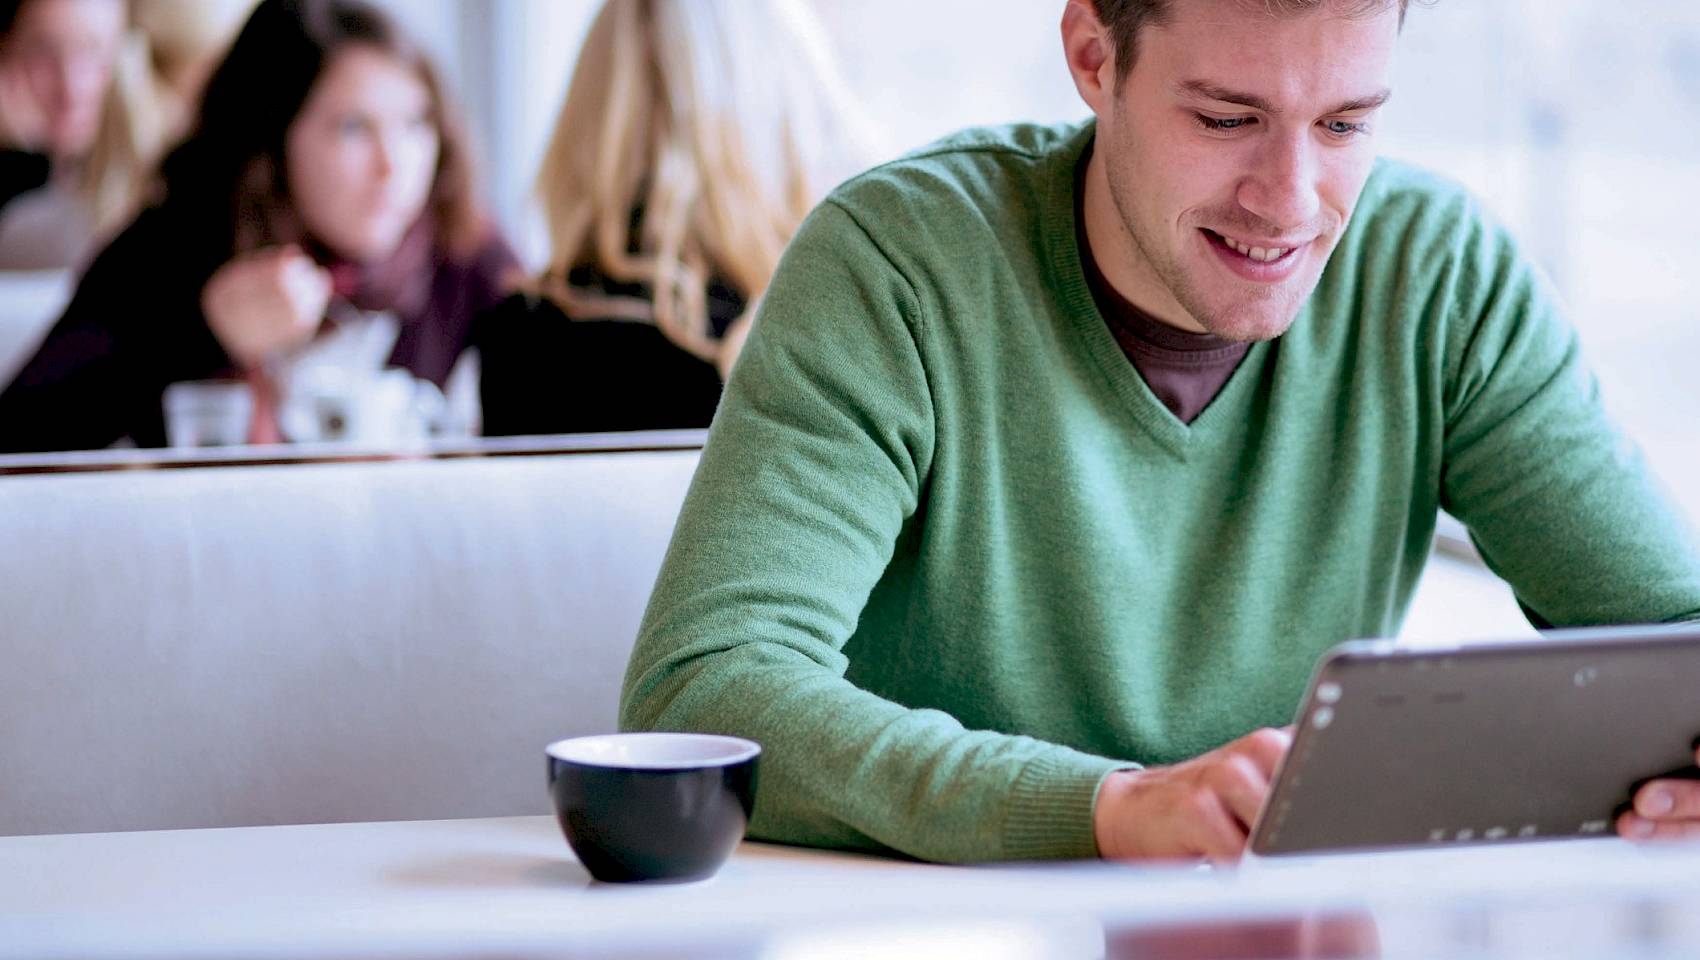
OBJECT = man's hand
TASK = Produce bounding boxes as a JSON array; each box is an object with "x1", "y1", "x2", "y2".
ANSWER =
[
  {"x1": 202, "y1": 246, "x2": 333, "y2": 369},
  {"x1": 1617, "y1": 745, "x2": 1700, "y2": 842},
  {"x1": 1094, "y1": 727, "x2": 1291, "y2": 863}
]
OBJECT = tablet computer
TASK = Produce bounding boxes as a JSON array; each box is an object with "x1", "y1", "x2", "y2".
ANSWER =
[{"x1": 1248, "y1": 623, "x2": 1700, "y2": 857}]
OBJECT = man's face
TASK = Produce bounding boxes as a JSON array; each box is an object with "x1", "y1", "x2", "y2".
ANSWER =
[{"x1": 1092, "y1": 0, "x2": 1399, "y2": 340}]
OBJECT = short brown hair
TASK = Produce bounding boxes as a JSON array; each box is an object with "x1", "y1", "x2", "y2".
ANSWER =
[{"x1": 1090, "y1": 0, "x2": 1413, "y2": 81}]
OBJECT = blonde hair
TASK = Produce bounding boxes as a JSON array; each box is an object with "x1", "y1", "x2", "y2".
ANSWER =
[
  {"x1": 79, "y1": 0, "x2": 252, "y2": 237},
  {"x1": 76, "y1": 28, "x2": 166, "y2": 236},
  {"x1": 534, "y1": 0, "x2": 876, "y2": 366},
  {"x1": 132, "y1": 0, "x2": 256, "y2": 96}
]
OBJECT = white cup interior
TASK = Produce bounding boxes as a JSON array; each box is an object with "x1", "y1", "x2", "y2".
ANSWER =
[{"x1": 546, "y1": 733, "x2": 760, "y2": 770}]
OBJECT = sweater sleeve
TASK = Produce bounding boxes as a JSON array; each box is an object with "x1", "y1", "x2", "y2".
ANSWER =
[
  {"x1": 1438, "y1": 208, "x2": 1700, "y2": 626},
  {"x1": 0, "y1": 209, "x2": 231, "y2": 452},
  {"x1": 619, "y1": 200, "x2": 1129, "y2": 863}
]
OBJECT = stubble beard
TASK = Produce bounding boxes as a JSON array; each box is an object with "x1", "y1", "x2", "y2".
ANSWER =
[{"x1": 1102, "y1": 131, "x2": 1318, "y2": 343}]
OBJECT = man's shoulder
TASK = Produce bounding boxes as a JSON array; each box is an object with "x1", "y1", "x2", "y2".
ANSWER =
[
  {"x1": 1351, "y1": 157, "x2": 1488, "y2": 242},
  {"x1": 819, "y1": 121, "x2": 1090, "y2": 236},
  {"x1": 1316, "y1": 157, "x2": 1554, "y2": 364},
  {"x1": 1332, "y1": 156, "x2": 1519, "y2": 297},
  {"x1": 889, "y1": 121, "x2": 1087, "y2": 166}
]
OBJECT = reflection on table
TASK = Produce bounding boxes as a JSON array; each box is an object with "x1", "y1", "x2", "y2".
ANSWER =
[{"x1": 6, "y1": 814, "x2": 1700, "y2": 960}]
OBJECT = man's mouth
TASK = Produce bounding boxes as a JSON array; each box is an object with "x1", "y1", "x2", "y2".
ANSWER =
[
  {"x1": 1202, "y1": 229, "x2": 1303, "y2": 264},
  {"x1": 1199, "y1": 228, "x2": 1313, "y2": 284}
]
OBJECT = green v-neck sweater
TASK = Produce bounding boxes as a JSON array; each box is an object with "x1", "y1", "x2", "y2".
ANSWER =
[{"x1": 620, "y1": 121, "x2": 1700, "y2": 863}]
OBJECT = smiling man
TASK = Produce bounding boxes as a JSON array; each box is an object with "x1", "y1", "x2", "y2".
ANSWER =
[{"x1": 620, "y1": 0, "x2": 1700, "y2": 862}]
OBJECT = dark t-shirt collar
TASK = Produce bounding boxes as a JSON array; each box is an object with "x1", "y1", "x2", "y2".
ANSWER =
[
  {"x1": 1073, "y1": 138, "x2": 1251, "y2": 424},
  {"x1": 1073, "y1": 140, "x2": 1248, "y2": 362}
]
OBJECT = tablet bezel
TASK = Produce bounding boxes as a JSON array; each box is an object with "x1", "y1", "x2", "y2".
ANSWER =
[{"x1": 1248, "y1": 623, "x2": 1700, "y2": 858}]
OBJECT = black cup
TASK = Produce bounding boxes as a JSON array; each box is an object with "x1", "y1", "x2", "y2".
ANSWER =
[{"x1": 545, "y1": 732, "x2": 760, "y2": 883}]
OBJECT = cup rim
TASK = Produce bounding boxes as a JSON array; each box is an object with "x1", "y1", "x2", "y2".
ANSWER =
[{"x1": 546, "y1": 732, "x2": 761, "y2": 770}]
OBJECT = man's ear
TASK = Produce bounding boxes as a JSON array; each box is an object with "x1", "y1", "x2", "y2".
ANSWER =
[{"x1": 1061, "y1": 0, "x2": 1115, "y2": 116}]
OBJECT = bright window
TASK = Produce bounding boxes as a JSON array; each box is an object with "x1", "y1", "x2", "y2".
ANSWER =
[{"x1": 463, "y1": 1, "x2": 1696, "y2": 638}]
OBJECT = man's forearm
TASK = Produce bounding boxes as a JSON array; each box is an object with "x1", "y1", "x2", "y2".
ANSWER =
[{"x1": 621, "y1": 623, "x2": 1128, "y2": 862}]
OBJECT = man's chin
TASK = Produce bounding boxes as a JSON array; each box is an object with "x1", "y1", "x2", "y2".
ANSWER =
[
  {"x1": 1167, "y1": 264, "x2": 1317, "y2": 342},
  {"x1": 1195, "y1": 311, "x2": 1299, "y2": 343}
]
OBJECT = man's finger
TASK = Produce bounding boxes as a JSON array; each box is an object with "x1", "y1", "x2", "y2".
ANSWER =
[
  {"x1": 1634, "y1": 780, "x2": 1700, "y2": 821},
  {"x1": 1617, "y1": 811, "x2": 1700, "y2": 842},
  {"x1": 1184, "y1": 791, "x2": 1248, "y2": 862},
  {"x1": 1234, "y1": 727, "x2": 1292, "y2": 778},
  {"x1": 1206, "y1": 755, "x2": 1269, "y2": 829}
]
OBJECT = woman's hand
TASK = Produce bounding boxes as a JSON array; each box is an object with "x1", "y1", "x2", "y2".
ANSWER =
[{"x1": 201, "y1": 246, "x2": 333, "y2": 369}]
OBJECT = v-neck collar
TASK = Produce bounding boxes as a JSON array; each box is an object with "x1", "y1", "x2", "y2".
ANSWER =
[{"x1": 1041, "y1": 120, "x2": 1275, "y2": 458}]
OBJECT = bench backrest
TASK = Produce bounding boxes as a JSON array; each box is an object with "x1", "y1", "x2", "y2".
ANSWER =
[{"x1": 0, "y1": 448, "x2": 699, "y2": 835}]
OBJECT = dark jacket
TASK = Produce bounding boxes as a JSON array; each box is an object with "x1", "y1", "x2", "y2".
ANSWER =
[
  {"x1": 0, "y1": 149, "x2": 50, "y2": 212},
  {"x1": 477, "y1": 267, "x2": 745, "y2": 437}
]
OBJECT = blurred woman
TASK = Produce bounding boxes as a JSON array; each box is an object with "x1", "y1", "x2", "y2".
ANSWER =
[
  {"x1": 0, "y1": 0, "x2": 515, "y2": 452},
  {"x1": 478, "y1": 0, "x2": 876, "y2": 437},
  {"x1": 0, "y1": 0, "x2": 242, "y2": 268},
  {"x1": 0, "y1": 0, "x2": 136, "y2": 267}
]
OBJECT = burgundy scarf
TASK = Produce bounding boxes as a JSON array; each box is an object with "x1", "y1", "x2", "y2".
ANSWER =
[
  {"x1": 246, "y1": 215, "x2": 440, "y2": 443},
  {"x1": 310, "y1": 214, "x2": 437, "y2": 322}
]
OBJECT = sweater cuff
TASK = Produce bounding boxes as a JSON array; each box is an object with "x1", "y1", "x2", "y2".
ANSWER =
[{"x1": 1001, "y1": 750, "x2": 1139, "y2": 861}]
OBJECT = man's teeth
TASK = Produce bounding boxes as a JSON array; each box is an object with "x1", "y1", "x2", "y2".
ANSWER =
[{"x1": 1219, "y1": 234, "x2": 1291, "y2": 262}]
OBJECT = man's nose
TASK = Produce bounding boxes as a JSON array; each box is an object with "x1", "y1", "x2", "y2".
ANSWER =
[{"x1": 1235, "y1": 131, "x2": 1321, "y2": 233}]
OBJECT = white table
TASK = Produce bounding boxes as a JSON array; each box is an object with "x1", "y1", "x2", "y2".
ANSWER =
[{"x1": 6, "y1": 815, "x2": 1700, "y2": 959}]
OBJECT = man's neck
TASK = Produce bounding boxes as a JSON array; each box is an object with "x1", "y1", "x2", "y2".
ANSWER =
[{"x1": 1080, "y1": 144, "x2": 1208, "y2": 335}]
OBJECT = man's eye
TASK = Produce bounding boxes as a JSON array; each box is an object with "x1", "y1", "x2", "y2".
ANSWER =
[
  {"x1": 1195, "y1": 114, "x2": 1254, "y2": 132},
  {"x1": 1323, "y1": 119, "x2": 1369, "y2": 138}
]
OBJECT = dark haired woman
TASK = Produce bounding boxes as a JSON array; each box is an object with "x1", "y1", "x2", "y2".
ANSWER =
[{"x1": 0, "y1": 0, "x2": 515, "y2": 451}]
